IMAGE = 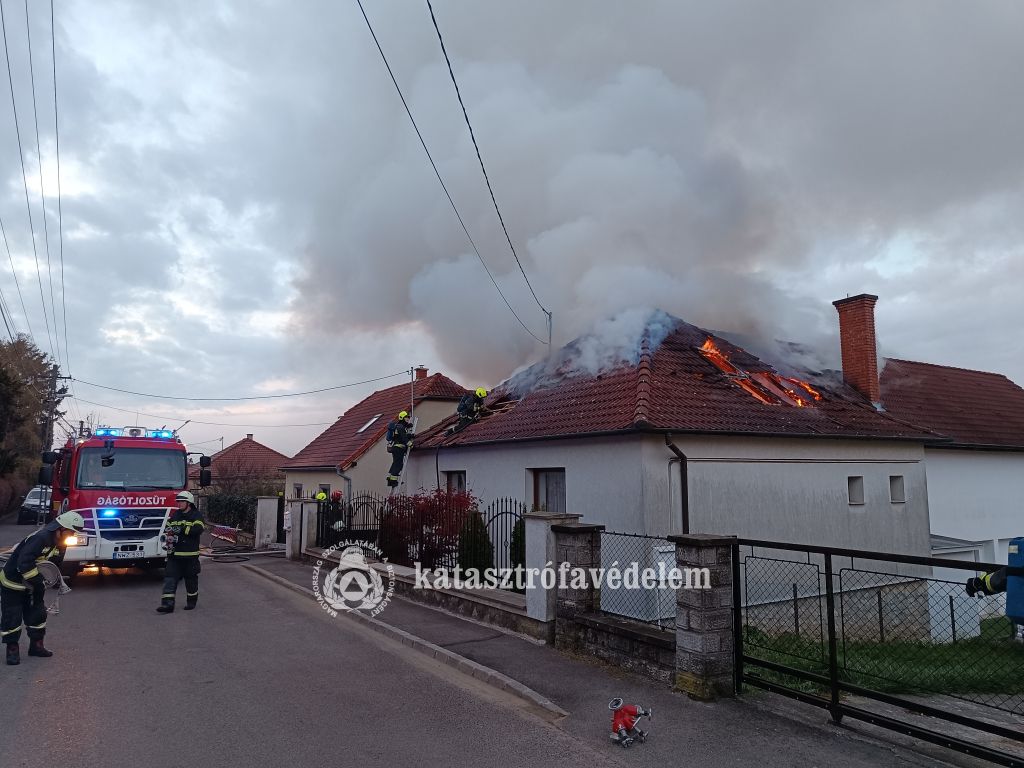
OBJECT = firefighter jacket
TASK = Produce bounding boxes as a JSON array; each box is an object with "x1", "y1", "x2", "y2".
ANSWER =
[
  {"x1": 0, "y1": 524, "x2": 64, "y2": 591},
  {"x1": 389, "y1": 421, "x2": 413, "y2": 450},
  {"x1": 166, "y1": 506, "x2": 205, "y2": 557}
]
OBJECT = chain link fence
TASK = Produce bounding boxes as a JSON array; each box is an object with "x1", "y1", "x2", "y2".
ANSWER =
[{"x1": 599, "y1": 531, "x2": 676, "y2": 628}]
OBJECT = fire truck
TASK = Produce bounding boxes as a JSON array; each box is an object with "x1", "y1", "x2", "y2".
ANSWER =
[{"x1": 38, "y1": 426, "x2": 211, "y2": 578}]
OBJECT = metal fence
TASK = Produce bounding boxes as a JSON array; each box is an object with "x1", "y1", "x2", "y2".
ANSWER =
[
  {"x1": 599, "y1": 531, "x2": 676, "y2": 628},
  {"x1": 312, "y1": 492, "x2": 525, "y2": 589},
  {"x1": 736, "y1": 539, "x2": 1024, "y2": 766}
]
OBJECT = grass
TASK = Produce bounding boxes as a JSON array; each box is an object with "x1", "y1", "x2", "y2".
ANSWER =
[{"x1": 744, "y1": 617, "x2": 1024, "y2": 700}]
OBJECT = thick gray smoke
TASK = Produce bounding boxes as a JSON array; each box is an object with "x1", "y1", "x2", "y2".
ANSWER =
[{"x1": 285, "y1": 0, "x2": 1024, "y2": 385}]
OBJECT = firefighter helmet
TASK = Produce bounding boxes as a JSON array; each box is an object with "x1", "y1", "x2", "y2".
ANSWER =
[
  {"x1": 475, "y1": 388, "x2": 487, "y2": 398},
  {"x1": 398, "y1": 410, "x2": 409, "y2": 420},
  {"x1": 176, "y1": 491, "x2": 196, "y2": 506},
  {"x1": 55, "y1": 511, "x2": 86, "y2": 533}
]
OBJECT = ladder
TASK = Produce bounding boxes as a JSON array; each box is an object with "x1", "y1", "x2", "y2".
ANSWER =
[{"x1": 389, "y1": 416, "x2": 418, "y2": 496}]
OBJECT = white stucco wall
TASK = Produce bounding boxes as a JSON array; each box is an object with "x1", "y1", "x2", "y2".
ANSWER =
[
  {"x1": 922, "y1": 448, "x2": 1024, "y2": 564},
  {"x1": 286, "y1": 401, "x2": 459, "y2": 498},
  {"x1": 406, "y1": 432, "x2": 932, "y2": 554}
]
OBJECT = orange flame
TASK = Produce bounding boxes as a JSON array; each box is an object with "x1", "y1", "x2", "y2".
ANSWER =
[{"x1": 699, "y1": 336, "x2": 822, "y2": 408}]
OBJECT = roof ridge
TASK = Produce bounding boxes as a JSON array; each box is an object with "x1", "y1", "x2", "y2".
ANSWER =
[
  {"x1": 885, "y1": 357, "x2": 1014, "y2": 381},
  {"x1": 633, "y1": 337, "x2": 653, "y2": 427}
]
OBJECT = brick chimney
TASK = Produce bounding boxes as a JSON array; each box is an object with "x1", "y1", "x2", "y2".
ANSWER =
[
  {"x1": 832, "y1": 294, "x2": 881, "y2": 405},
  {"x1": 414, "y1": 366, "x2": 428, "y2": 380}
]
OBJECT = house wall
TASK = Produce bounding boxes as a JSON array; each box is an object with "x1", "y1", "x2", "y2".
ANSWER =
[
  {"x1": 406, "y1": 434, "x2": 648, "y2": 530},
  {"x1": 922, "y1": 448, "x2": 1024, "y2": 564},
  {"x1": 653, "y1": 435, "x2": 932, "y2": 555},
  {"x1": 286, "y1": 401, "x2": 460, "y2": 498},
  {"x1": 408, "y1": 432, "x2": 932, "y2": 554}
]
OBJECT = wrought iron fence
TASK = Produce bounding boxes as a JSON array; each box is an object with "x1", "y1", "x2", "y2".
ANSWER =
[
  {"x1": 312, "y1": 491, "x2": 525, "y2": 590},
  {"x1": 736, "y1": 539, "x2": 1024, "y2": 766},
  {"x1": 599, "y1": 531, "x2": 676, "y2": 628}
]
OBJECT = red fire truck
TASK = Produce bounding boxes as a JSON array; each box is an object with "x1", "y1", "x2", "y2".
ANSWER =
[{"x1": 39, "y1": 426, "x2": 211, "y2": 578}]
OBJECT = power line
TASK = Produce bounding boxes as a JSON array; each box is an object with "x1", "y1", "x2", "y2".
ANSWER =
[
  {"x1": 0, "y1": 283, "x2": 13, "y2": 339},
  {"x1": 71, "y1": 369, "x2": 409, "y2": 401},
  {"x1": 0, "y1": 0, "x2": 58, "y2": 364},
  {"x1": 23, "y1": 0, "x2": 59, "y2": 367},
  {"x1": 425, "y1": 0, "x2": 549, "y2": 322},
  {"x1": 0, "y1": 214, "x2": 31, "y2": 337},
  {"x1": 352, "y1": 0, "x2": 547, "y2": 345},
  {"x1": 48, "y1": 0, "x2": 76, "y2": 426},
  {"x1": 70, "y1": 395, "x2": 334, "y2": 429}
]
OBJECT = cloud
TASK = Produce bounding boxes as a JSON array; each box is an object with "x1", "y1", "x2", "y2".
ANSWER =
[{"x1": 0, "y1": 0, "x2": 1019, "y2": 456}]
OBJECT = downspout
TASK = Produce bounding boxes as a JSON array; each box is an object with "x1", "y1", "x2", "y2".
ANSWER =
[{"x1": 664, "y1": 434, "x2": 690, "y2": 534}]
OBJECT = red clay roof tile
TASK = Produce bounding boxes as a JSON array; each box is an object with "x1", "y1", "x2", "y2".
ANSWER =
[
  {"x1": 282, "y1": 373, "x2": 467, "y2": 469},
  {"x1": 419, "y1": 320, "x2": 939, "y2": 448},
  {"x1": 881, "y1": 359, "x2": 1024, "y2": 449}
]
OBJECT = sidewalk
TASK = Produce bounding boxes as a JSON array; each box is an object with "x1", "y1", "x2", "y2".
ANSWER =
[{"x1": 244, "y1": 555, "x2": 994, "y2": 768}]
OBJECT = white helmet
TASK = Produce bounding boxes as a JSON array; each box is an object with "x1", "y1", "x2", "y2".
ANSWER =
[
  {"x1": 55, "y1": 511, "x2": 86, "y2": 533},
  {"x1": 175, "y1": 491, "x2": 196, "y2": 506}
]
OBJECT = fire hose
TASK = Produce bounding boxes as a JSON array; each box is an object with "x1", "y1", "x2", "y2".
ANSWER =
[{"x1": 0, "y1": 553, "x2": 71, "y2": 614}]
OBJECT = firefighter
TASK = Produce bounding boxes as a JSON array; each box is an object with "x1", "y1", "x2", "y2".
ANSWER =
[
  {"x1": 157, "y1": 491, "x2": 206, "y2": 613},
  {"x1": 965, "y1": 568, "x2": 1007, "y2": 597},
  {"x1": 385, "y1": 411, "x2": 413, "y2": 488},
  {"x1": 452, "y1": 388, "x2": 488, "y2": 434},
  {"x1": 2, "y1": 511, "x2": 86, "y2": 665}
]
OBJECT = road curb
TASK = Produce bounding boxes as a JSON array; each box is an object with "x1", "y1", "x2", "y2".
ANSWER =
[{"x1": 242, "y1": 563, "x2": 569, "y2": 722}]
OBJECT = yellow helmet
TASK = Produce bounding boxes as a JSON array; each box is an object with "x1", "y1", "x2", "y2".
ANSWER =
[
  {"x1": 475, "y1": 388, "x2": 487, "y2": 398},
  {"x1": 398, "y1": 410, "x2": 409, "y2": 420}
]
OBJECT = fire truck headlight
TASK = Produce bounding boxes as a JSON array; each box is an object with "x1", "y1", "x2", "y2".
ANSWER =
[{"x1": 64, "y1": 534, "x2": 81, "y2": 547}]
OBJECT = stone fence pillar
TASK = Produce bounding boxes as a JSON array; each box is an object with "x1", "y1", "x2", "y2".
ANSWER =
[
  {"x1": 668, "y1": 533, "x2": 737, "y2": 700},
  {"x1": 552, "y1": 523, "x2": 604, "y2": 648}
]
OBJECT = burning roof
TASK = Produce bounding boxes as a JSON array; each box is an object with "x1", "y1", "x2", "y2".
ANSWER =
[{"x1": 417, "y1": 314, "x2": 940, "y2": 448}]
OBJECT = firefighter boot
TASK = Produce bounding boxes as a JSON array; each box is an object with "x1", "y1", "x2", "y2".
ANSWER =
[
  {"x1": 28, "y1": 639, "x2": 52, "y2": 658},
  {"x1": 5, "y1": 643, "x2": 19, "y2": 665},
  {"x1": 156, "y1": 598, "x2": 175, "y2": 614},
  {"x1": 185, "y1": 594, "x2": 198, "y2": 610}
]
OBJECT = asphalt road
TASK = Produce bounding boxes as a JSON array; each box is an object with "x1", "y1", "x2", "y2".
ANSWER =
[{"x1": 0, "y1": 517, "x2": 619, "y2": 768}]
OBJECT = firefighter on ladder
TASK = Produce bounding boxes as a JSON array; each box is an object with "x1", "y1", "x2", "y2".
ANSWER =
[
  {"x1": 157, "y1": 491, "x2": 205, "y2": 613},
  {"x1": 2, "y1": 511, "x2": 86, "y2": 665},
  {"x1": 385, "y1": 410, "x2": 414, "y2": 488}
]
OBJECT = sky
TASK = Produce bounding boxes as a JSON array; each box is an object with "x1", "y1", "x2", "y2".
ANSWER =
[{"x1": 0, "y1": 0, "x2": 1021, "y2": 457}]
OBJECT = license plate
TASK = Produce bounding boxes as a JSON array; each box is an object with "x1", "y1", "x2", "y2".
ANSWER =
[{"x1": 113, "y1": 550, "x2": 144, "y2": 559}]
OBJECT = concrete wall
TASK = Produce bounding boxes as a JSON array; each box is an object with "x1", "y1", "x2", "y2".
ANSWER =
[
  {"x1": 409, "y1": 432, "x2": 931, "y2": 554},
  {"x1": 285, "y1": 400, "x2": 459, "y2": 498},
  {"x1": 923, "y1": 448, "x2": 1024, "y2": 564}
]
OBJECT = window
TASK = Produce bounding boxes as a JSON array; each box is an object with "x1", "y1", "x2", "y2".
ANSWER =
[
  {"x1": 444, "y1": 471, "x2": 467, "y2": 493},
  {"x1": 889, "y1": 475, "x2": 906, "y2": 503},
  {"x1": 847, "y1": 476, "x2": 865, "y2": 506},
  {"x1": 293, "y1": 483, "x2": 303, "y2": 499},
  {"x1": 357, "y1": 414, "x2": 383, "y2": 433},
  {"x1": 318, "y1": 484, "x2": 331, "y2": 494},
  {"x1": 533, "y1": 469, "x2": 566, "y2": 514}
]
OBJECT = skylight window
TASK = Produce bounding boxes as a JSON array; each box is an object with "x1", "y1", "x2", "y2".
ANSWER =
[{"x1": 357, "y1": 414, "x2": 383, "y2": 433}]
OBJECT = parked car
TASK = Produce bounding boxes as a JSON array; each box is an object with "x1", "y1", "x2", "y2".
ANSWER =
[{"x1": 17, "y1": 485, "x2": 52, "y2": 525}]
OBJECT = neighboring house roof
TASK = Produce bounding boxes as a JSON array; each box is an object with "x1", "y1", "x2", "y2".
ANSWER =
[
  {"x1": 188, "y1": 435, "x2": 290, "y2": 480},
  {"x1": 881, "y1": 358, "x2": 1024, "y2": 449},
  {"x1": 282, "y1": 373, "x2": 467, "y2": 470},
  {"x1": 419, "y1": 318, "x2": 940, "y2": 449}
]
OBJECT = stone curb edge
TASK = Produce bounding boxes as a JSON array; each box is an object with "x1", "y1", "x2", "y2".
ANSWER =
[{"x1": 242, "y1": 563, "x2": 569, "y2": 721}]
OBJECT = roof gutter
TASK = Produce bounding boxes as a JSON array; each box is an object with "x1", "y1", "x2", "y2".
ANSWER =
[
  {"x1": 420, "y1": 425, "x2": 945, "y2": 451},
  {"x1": 664, "y1": 434, "x2": 690, "y2": 535}
]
